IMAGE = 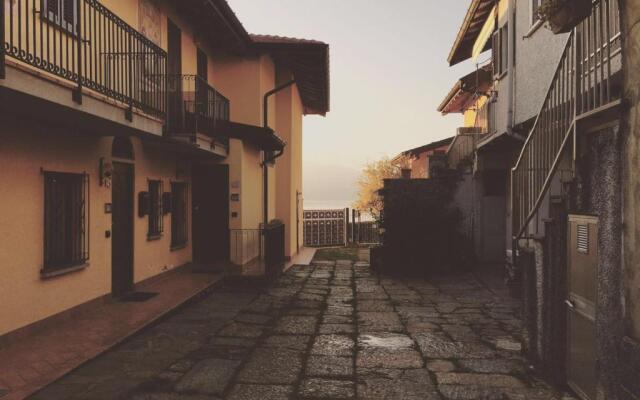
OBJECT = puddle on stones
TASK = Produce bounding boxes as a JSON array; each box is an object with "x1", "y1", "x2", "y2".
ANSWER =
[{"x1": 359, "y1": 334, "x2": 414, "y2": 349}]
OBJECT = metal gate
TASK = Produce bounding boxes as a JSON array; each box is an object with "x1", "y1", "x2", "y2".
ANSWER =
[{"x1": 303, "y1": 209, "x2": 347, "y2": 247}]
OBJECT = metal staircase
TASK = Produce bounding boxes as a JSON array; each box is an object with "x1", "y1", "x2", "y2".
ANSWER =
[{"x1": 511, "y1": 0, "x2": 622, "y2": 240}]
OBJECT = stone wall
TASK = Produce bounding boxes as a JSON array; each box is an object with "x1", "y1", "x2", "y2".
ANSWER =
[
  {"x1": 378, "y1": 174, "x2": 472, "y2": 275},
  {"x1": 621, "y1": 1, "x2": 640, "y2": 397}
]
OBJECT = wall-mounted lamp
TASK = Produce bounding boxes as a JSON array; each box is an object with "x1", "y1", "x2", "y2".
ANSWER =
[{"x1": 99, "y1": 158, "x2": 113, "y2": 187}]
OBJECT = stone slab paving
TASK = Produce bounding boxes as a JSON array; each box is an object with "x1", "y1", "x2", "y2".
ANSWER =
[{"x1": 30, "y1": 261, "x2": 576, "y2": 400}]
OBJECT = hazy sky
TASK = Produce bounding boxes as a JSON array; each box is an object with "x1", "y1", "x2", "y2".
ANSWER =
[{"x1": 228, "y1": 0, "x2": 477, "y2": 205}]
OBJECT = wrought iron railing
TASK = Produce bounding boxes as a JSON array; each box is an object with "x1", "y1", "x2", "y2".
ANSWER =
[
  {"x1": 511, "y1": 0, "x2": 621, "y2": 240},
  {"x1": 230, "y1": 223, "x2": 285, "y2": 278},
  {"x1": 166, "y1": 74, "x2": 230, "y2": 147},
  {"x1": 2, "y1": 0, "x2": 167, "y2": 117}
]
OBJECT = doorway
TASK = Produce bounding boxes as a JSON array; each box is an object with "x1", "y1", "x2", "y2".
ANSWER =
[
  {"x1": 112, "y1": 162, "x2": 135, "y2": 296},
  {"x1": 192, "y1": 164, "x2": 229, "y2": 267},
  {"x1": 566, "y1": 214, "x2": 598, "y2": 400}
]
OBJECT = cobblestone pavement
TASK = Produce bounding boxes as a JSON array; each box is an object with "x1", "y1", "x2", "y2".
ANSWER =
[{"x1": 30, "y1": 261, "x2": 574, "y2": 400}]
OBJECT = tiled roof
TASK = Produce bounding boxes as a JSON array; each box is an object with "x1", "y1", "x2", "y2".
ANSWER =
[{"x1": 250, "y1": 34, "x2": 331, "y2": 116}]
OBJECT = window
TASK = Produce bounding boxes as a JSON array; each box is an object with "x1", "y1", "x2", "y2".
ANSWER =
[
  {"x1": 44, "y1": 171, "x2": 89, "y2": 273},
  {"x1": 42, "y1": 0, "x2": 78, "y2": 34},
  {"x1": 148, "y1": 180, "x2": 163, "y2": 238},
  {"x1": 492, "y1": 24, "x2": 509, "y2": 78},
  {"x1": 531, "y1": 0, "x2": 544, "y2": 24},
  {"x1": 171, "y1": 182, "x2": 188, "y2": 248}
]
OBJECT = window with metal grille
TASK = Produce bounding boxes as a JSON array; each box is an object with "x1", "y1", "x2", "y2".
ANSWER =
[
  {"x1": 43, "y1": 171, "x2": 89, "y2": 273},
  {"x1": 42, "y1": 0, "x2": 78, "y2": 34},
  {"x1": 171, "y1": 182, "x2": 188, "y2": 248},
  {"x1": 148, "y1": 180, "x2": 163, "y2": 238}
]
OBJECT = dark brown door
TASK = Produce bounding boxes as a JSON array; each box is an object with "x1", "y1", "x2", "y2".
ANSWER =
[
  {"x1": 112, "y1": 162, "x2": 134, "y2": 296},
  {"x1": 167, "y1": 19, "x2": 182, "y2": 132},
  {"x1": 567, "y1": 215, "x2": 598, "y2": 400},
  {"x1": 192, "y1": 164, "x2": 229, "y2": 266}
]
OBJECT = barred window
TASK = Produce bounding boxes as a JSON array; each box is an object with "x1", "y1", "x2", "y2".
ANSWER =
[
  {"x1": 148, "y1": 180, "x2": 163, "y2": 238},
  {"x1": 171, "y1": 182, "x2": 188, "y2": 248},
  {"x1": 42, "y1": 0, "x2": 78, "y2": 34},
  {"x1": 44, "y1": 171, "x2": 89, "y2": 273}
]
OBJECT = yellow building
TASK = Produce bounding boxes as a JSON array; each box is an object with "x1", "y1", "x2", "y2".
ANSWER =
[{"x1": 0, "y1": 0, "x2": 329, "y2": 338}]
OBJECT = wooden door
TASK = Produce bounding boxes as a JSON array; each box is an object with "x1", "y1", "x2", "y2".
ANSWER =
[
  {"x1": 112, "y1": 162, "x2": 134, "y2": 296},
  {"x1": 567, "y1": 215, "x2": 598, "y2": 400},
  {"x1": 192, "y1": 164, "x2": 229, "y2": 266}
]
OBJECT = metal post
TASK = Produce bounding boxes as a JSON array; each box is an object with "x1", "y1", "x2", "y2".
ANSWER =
[
  {"x1": 125, "y1": 34, "x2": 133, "y2": 121},
  {"x1": 72, "y1": 0, "x2": 83, "y2": 103},
  {"x1": 352, "y1": 209, "x2": 356, "y2": 244},
  {"x1": 0, "y1": 0, "x2": 5, "y2": 79},
  {"x1": 344, "y1": 208, "x2": 349, "y2": 246}
]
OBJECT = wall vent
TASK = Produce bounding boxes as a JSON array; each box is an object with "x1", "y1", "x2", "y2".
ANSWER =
[{"x1": 577, "y1": 224, "x2": 589, "y2": 254}]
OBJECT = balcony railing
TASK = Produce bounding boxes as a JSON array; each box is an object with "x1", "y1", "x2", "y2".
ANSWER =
[
  {"x1": 166, "y1": 74, "x2": 230, "y2": 148},
  {"x1": 447, "y1": 127, "x2": 484, "y2": 169},
  {"x1": 511, "y1": 0, "x2": 621, "y2": 240},
  {"x1": 1, "y1": 0, "x2": 167, "y2": 117}
]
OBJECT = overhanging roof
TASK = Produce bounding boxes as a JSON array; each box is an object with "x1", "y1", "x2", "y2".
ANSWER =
[
  {"x1": 438, "y1": 66, "x2": 493, "y2": 115},
  {"x1": 217, "y1": 120, "x2": 286, "y2": 151},
  {"x1": 448, "y1": 0, "x2": 495, "y2": 66},
  {"x1": 174, "y1": 0, "x2": 252, "y2": 54},
  {"x1": 251, "y1": 35, "x2": 330, "y2": 116},
  {"x1": 394, "y1": 137, "x2": 455, "y2": 162}
]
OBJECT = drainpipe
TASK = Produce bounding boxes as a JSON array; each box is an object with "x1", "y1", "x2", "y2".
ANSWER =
[
  {"x1": 262, "y1": 80, "x2": 295, "y2": 228},
  {"x1": 506, "y1": 0, "x2": 522, "y2": 141}
]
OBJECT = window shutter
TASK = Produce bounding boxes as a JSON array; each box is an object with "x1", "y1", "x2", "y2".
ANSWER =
[
  {"x1": 138, "y1": 192, "x2": 150, "y2": 217},
  {"x1": 63, "y1": 0, "x2": 75, "y2": 26},
  {"x1": 162, "y1": 192, "x2": 172, "y2": 215},
  {"x1": 47, "y1": 0, "x2": 59, "y2": 15},
  {"x1": 492, "y1": 31, "x2": 500, "y2": 77}
]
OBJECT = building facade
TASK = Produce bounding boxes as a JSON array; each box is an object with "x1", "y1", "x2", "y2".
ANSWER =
[
  {"x1": 444, "y1": 0, "x2": 638, "y2": 399},
  {"x1": 0, "y1": 0, "x2": 329, "y2": 339}
]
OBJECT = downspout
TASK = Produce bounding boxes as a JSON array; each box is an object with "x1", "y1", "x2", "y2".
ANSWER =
[
  {"x1": 262, "y1": 80, "x2": 295, "y2": 228},
  {"x1": 506, "y1": 0, "x2": 522, "y2": 141}
]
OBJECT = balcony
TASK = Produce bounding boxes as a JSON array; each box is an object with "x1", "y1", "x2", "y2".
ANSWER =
[
  {"x1": 165, "y1": 74, "x2": 230, "y2": 156},
  {"x1": 1, "y1": 0, "x2": 167, "y2": 119}
]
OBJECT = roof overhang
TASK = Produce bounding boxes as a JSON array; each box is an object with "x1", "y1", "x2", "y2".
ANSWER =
[
  {"x1": 174, "y1": 0, "x2": 252, "y2": 54},
  {"x1": 251, "y1": 35, "x2": 330, "y2": 116},
  {"x1": 448, "y1": 0, "x2": 495, "y2": 66},
  {"x1": 218, "y1": 120, "x2": 286, "y2": 152},
  {"x1": 438, "y1": 67, "x2": 493, "y2": 114},
  {"x1": 396, "y1": 137, "x2": 455, "y2": 160}
]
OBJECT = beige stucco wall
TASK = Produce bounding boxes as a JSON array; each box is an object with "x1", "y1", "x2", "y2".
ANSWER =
[
  {"x1": 0, "y1": 120, "x2": 191, "y2": 336},
  {"x1": 622, "y1": 0, "x2": 640, "y2": 341},
  {"x1": 275, "y1": 70, "x2": 305, "y2": 257}
]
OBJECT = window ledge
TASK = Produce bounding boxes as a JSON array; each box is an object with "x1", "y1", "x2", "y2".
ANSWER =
[
  {"x1": 147, "y1": 234, "x2": 163, "y2": 241},
  {"x1": 41, "y1": 263, "x2": 90, "y2": 280},
  {"x1": 524, "y1": 19, "x2": 544, "y2": 39},
  {"x1": 170, "y1": 243, "x2": 188, "y2": 252}
]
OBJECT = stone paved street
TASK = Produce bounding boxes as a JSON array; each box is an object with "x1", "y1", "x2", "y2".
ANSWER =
[{"x1": 30, "y1": 260, "x2": 573, "y2": 399}]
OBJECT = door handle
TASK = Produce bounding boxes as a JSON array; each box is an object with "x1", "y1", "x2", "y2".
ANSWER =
[{"x1": 565, "y1": 300, "x2": 576, "y2": 309}]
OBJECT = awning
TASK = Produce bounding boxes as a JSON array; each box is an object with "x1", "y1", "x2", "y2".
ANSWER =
[
  {"x1": 437, "y1": 66, "x2": 493, "y2": 115},
  {"x1": 217, "y1": 120, "x2": 286, "y2": 151},
  {"x1": 473, "y1": 7, "x2": 496, "y2": 60}
]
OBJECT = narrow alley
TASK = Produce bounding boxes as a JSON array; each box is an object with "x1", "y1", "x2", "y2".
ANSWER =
[{"x1": 31, "y1": 259, "x2": 573, "y2": 400}]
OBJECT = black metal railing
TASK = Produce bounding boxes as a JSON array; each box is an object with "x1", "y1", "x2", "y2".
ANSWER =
[
  {"x1": 2, "y1": 0, "x2": 167, "y2": 117},
  {"x1": 166, "y1": 74, "x2": 230, "y2": 147}
]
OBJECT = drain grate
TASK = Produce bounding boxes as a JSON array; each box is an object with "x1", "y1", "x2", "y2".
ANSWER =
[{"x1": 120, "y1": 292, "x2": 159, "y2": 302}]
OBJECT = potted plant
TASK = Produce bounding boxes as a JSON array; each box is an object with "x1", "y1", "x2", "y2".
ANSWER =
[{"x1": 537, "y1": 0, "x2": 592, "y2": 34}]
